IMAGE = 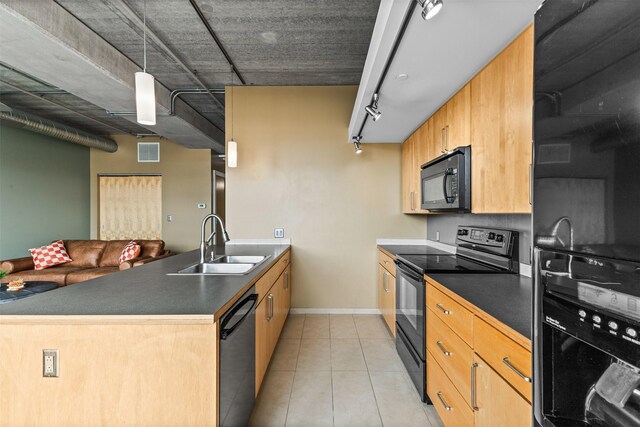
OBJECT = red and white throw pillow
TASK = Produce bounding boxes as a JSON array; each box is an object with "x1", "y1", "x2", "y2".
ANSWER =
[
  {"x1": 28, "y1": 240, "x2": 73, "y2": 271},
  {"x1": 119, "y1": 241, "x2": 141, "y2": 264}
]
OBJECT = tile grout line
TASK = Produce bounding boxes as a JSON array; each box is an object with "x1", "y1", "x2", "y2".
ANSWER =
[
  {"x1": 284, "y1": 314, "x2": 305, "y2": 427},
  {"x1": 358, "y1": 315, "x2": 386, "y2": 427}
]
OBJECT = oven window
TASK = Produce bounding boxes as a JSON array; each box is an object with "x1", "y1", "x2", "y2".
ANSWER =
[
  {"x1": 398, "y1": 274, "x2": 418, "y2": 329},
  {"x1": 423, "y1": 173, "x2": 445, "y2": 203}
]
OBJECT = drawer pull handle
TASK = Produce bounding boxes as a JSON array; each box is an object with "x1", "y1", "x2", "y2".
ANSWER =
[
  {"x1": 436, "y1": 341, "x2": 452, "y2": 356},
  {"x1": 435, "y1": 303, "x2": 451, "y2": 315},
  {"x1": 436, "y1": 392, "x2": 452, "y2": 412},
  {"x1": 471, "y1": 363, "x2": 479, "y2": 410},
  {"x1": 502, "y1": 357, "x2": 532, "y2": 383}
]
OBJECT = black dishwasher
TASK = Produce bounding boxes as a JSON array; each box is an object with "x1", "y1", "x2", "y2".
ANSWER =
[{"x1": 219, "y1": 286, "x2": 258, "y2": 427}]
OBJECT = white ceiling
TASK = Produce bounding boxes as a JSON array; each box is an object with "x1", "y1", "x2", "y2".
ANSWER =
[{"x1": 349, "y1": 0, "x2": 543, "y2": 143}]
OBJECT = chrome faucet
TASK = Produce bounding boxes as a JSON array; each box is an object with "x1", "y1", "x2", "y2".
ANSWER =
[{"x1": 200, "y1": 214, "x2": 230, "y2": 263}]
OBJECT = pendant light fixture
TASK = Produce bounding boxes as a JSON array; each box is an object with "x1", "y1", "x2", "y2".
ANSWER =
[
  {"x1": 227, "y1": 66, "x2": 238, "y2": 168},
  {"x1": 135, "y1": 0, "x2": 156, "y2": 125},
  {"x1": 418, "y1": 0, "x2": 444, "y2": 20}
]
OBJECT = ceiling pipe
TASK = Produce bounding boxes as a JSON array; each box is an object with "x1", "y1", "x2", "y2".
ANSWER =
[
  {"x1": 0, "y1": 109, "x2": 118, "y2": 153},
  {"x1": 0, "y1": 79, "x2": 148, "y2": 137}
]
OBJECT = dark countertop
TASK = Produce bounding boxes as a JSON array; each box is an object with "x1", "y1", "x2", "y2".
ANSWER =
[
  {"x1": 378, "y1": 244, "x2": 532, "y2": 340},
  {"x1": 378, "y1": 244, "x2": 451, "y2": 256},
  {"x1": 0, "y1": 244, "x2": 290, "y2": 319}
]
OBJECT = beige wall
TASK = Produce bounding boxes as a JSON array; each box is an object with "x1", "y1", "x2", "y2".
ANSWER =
[
  {"x1": 226, "y1": 86, "x2": 425, "y2": 309},
  {"x1": 90, "y1": 135, "x2": 211, "y2": 252}
]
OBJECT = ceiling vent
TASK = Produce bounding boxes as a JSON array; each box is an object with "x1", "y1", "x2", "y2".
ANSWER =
[
  {"x1": 538, "y1": 143, "x2": 571, "y2": 164},
  {"x1": 138, "y1": 142, "x2": 160, "y2": 162}
]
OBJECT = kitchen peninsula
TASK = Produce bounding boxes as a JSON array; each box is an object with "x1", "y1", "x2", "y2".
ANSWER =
[{"x1": 0, "y1": 243, "x2": 291, "y2": 427}]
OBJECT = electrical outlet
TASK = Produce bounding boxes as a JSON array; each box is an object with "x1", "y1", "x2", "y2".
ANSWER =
[
  {"x1": 436, "y1": 231, "x2": 440, "y2": 242},
  {"x1": 166, "y1": 215, "x2": 172, "y2": 222},
  {"x1": 274, "y1": 228, "x2": 284, "y2": 238},
  {"x1": 43, "y1": 349, "x2": 59, "y2": 377},
  {"x1": 197, "y1": 203, "x2": 207, "y2": 209}
]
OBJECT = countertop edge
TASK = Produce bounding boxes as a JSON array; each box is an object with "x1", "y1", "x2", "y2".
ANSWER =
[{"x1": 0, "y1": 314, "x2": 215, "y2": 325}]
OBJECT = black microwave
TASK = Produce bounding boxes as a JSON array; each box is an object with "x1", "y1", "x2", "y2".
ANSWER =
[{"x1": 420, "y1": 146, "x2": 471, "y2": 212}]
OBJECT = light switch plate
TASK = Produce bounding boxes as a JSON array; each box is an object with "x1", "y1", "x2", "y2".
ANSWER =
[
  {"x1": 197, "y1": 203, "x2": 207, "y2": 209},
  {"x1": 43, "y1": 349, "x2": 59, "y2": 377},
  {"x1": 274, "y1": 228, "x2": 284, "y2": 238}
]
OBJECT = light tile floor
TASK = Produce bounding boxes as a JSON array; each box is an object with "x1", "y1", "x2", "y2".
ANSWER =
[{"x1": 250, "y1": 314, "x2": 445, "y2": 427}]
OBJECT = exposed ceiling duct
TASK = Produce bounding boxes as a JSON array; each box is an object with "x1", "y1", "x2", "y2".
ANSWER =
[{"x1": 0, "y1": 109, "x2": 118, "y2": 152}]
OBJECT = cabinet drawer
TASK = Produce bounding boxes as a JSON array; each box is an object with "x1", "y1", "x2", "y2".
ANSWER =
[
  {"x1": 474, "y1": 317, "x2": 532, "y2": 402},
  {"x1": 378, "y1": 250, "x2": 396, "y2": 276},
  {"x1": 427, "y1": 307, "x2": 474, "y2": 406},
  {"x1": 427, "y1": 351, "x2": 474, "y2": 427},
  {"x1": 426, "y1": 283, "x2": 473, "y2": 345},
  {"x1": 256, "y1": 250, "x2": 290, "y2": 303}
]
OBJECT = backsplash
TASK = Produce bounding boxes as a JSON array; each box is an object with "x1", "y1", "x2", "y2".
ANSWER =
[{"x1": 426, "y1": 214, "x2": 532, "y2": 265}]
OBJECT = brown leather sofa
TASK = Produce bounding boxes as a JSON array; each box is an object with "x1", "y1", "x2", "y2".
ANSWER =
[{"x1": 1, "y1": 240, "x2": 172, "y2": 286}]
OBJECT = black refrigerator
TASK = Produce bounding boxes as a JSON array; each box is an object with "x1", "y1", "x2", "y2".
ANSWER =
[{"x1": 532, "y1": 0, "x2": 640, "y2": 426}]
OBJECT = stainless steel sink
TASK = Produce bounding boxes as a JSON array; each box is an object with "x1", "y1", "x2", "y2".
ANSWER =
[{"x1": 169, "y1": 255, "x2": 271, "y2": 276}]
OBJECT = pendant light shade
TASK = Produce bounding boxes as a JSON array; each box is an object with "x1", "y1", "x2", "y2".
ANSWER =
[
  {"x1": 135, "y1": 71, "x2": 156, "y2": 125},
  {"x1": 227, "y1": 139, "x2": 238, "y2": 168}
]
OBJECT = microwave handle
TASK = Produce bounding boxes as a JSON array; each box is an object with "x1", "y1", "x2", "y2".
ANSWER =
[{"x1": 443, "y1": 168, "x2": 455, "y2": 203}]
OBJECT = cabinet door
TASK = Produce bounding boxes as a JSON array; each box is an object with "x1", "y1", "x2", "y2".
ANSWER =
[
  {"x1": 470, "y1": 25, "x2": 533, "y2": 213},
  {"x1": 378, "y1": 264, "x2": 395, "y2": 336},
  {"x1": 473, "y1": 354, "x2": 532, "y2": 427},
  {"x1": 446, "y1": 84, "x2": 471, "y2": 150},
  {"x1": 255, "y1": 296, "x2": 271, "y2": 393},
  {"x1": 431, "y1": 105, "x2": 448, "y2": 157},
  {"x1": 401, "y1": 137, "x2": 415, "y2": 213}
]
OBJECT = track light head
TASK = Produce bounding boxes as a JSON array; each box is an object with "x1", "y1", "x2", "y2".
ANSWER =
[
  {"x1": 353, "y1": 136, "x2": 363, "y2": 154},
  {"x1": 365, "y1": 93, "x2": 382, "y2": 121},
  {"x1": 421, "y1": 0, "x2": 443, "y2": 20}
]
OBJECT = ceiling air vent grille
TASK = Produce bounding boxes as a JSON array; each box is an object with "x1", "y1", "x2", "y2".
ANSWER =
[
  {"x1": 138, "y1": 142, "x2": 160, "y2": 162},
  {"x1": 538, "y1": 143, "x2": 571, "y2": 164}
]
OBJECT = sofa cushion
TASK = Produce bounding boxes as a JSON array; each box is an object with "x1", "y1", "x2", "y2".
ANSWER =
[
  {"x1": 65, "y1": 267, "x2": 119, "y2": 285},
  {"x1": 139, "y1": 240, "x2": 165, "y2": 258},
  {"x1": 3, "y1": 266, "x2": 87, "y2": 286},
  {"x1": 28, "y1": 240, "x2": 73, "y2": 270},
  {"x1": 98, "y1": 241, "x2": 131, "y2": 267},
  {"x1": 64, "y1": 240, "x2": 107, "y2": 267},
  {"x1": 119, "y1": 241, "x2": 141, "y2": 264}
]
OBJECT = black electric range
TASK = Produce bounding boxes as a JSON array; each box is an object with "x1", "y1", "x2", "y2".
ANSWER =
[{"x1": 394, "y1": 226, "x2": 519, "y2": 404}]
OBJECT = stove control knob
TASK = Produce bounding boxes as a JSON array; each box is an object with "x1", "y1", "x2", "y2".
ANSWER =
[
  {"x1": 488, "y1": 232, "x2": 496, "y2": 240},
  {"x1": 608, "y1": 321, "x2": 618, "y2": 331},
  {"x1": 457, "y1": 229, "x2": 464, "y2": 236},
  {"x1": 496, "y1": 234, "x2": 504, "y2": 243},
  {"x1": 626, "y1": 328, "x2": 638, "y2": 338},
  {"x1": 578, "y1": 310, "x2": 587, "y2": 318},
  {"x1": 592, "y1": 315, "x2": 602, "y2": 324}
]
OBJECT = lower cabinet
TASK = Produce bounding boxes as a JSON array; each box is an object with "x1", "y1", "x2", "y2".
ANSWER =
[
  {"x1": 377, "y1": 250, "x2": 396, "y2": 336},
  {"x1": 256, "y1": 252, "x2": 291, "y2": 393},
  {"x1": 473, "y1": 354, "x2": 532, "y2": 427},
  {"x1": 425, "y1": 279, "x2": 532, "y2": 427}
]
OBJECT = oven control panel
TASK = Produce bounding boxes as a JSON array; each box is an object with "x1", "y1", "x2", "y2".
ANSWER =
[
  {"x1": 455, "y1": 226, "x2": 515, "y2": 257},
  {"x1": 543, "y1": 295, "x2": 640, "y2": 366}
]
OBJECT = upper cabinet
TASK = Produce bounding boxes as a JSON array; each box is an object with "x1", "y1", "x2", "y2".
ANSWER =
[
  {"x1": 471, "y1": 25, "x2": 533, "y2": 214},
  {"x1": 401, "y1": 26, "x2": 532, "y2": 215}
]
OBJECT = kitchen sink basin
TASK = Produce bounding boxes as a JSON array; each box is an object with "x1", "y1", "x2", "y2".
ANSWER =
[{"x1": 169, "y1": 255, "x2": 271, "y2": 276}]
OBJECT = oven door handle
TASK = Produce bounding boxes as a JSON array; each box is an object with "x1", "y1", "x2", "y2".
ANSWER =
[
  {"x1": 394, "y1": 260, "x2": 424, "y2": 282},
  {"x1": 443, "y1": 168, "x2": 455, "y2": 203}
]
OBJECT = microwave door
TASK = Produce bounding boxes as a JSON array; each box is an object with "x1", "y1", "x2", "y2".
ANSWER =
[{"x1": 423, "y1": 171, "x2": 447, "y2": 206}]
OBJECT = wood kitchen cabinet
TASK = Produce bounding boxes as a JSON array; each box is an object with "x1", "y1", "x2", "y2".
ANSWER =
[
  {"x1": 431, "y1": 84, "x2": 471, "y2": 156},
  {"x1": 473, "y1": 354, "x2": 532, "y2": 427},
  {"x1": 401, "y1": 129, "x2": 431, "y2": 214},
  {"x1": 377, "y1": 249, "x2": 396, "y2": 335},
  {"x1": 255, "y1": 251, "x2": 291, "y2": 393},
  {"x1": 470, "y1": 25, "x2": 533, "y2": 213},
  {"x1": 425, "y1": 277, "x2": 532, "y2": 427}
]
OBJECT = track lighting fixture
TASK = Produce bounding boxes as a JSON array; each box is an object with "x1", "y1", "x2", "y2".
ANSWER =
[
  {"x1": 353, "y1": 136, "x2": 363, "y2": 154},
  {"x1": 365, "y1": 93, "x2": 382, "y2": 122},
  {"x1": 417, "y1": 0, "x2": 443, "y2": 20}
]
